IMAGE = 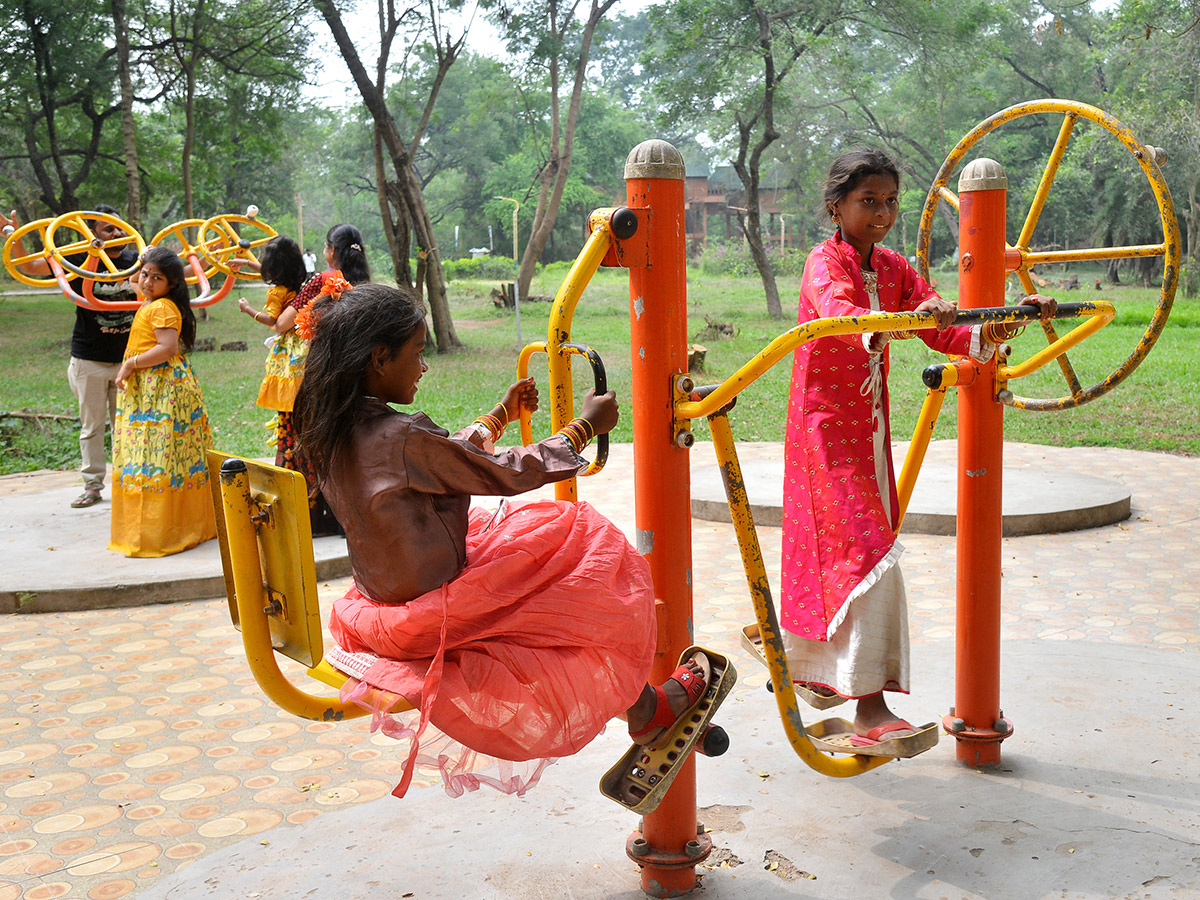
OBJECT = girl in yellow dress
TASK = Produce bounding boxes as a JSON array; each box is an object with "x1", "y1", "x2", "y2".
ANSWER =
[
  {"x1": 108, "y1": 247, "x2": 217, "y2": 557},
  {"x1": 235, "y1": 236, "x2": 309, "y2": 447}
]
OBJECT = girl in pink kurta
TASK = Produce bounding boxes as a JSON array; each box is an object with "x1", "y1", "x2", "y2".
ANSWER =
[
  {"x1": 781, "y1": 149, "x2": 1055, "y2": 748},
  {"x1": 294, "y1": 283, "x2": 710, "y2": 798}
]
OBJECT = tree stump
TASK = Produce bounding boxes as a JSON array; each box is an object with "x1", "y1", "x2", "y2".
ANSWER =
[{"x1": 688, "y1": 344, "x2": 708, "y2": 372}]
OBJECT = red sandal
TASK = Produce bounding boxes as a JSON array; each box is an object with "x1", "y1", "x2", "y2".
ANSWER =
[
  {"x1": 629, "y1": 652, "x2": 711, "y2": 747},
  {"x1": 849, "y1": 719, "x2": 917, "y2": 747}
]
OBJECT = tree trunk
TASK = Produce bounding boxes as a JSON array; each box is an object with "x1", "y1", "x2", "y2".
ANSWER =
[
  {"x1": 111, "y1": 0, "x2": 141, "y2": 229},
  {"x1": 315, "y1": 0, "x2": 461, "y2": 352},
  {"x1": 182, "y1": 68, "x2": 195, "y2": 219},
  {"x1": 515, "y1": 0, "x2": 616, "y2": 301},
  {"x1": 374, "y1": 125, "x2": 414, "y2": 288}
]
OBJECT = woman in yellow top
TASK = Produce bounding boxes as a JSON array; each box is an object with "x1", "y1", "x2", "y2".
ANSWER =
[
  {"x1": 108, "y1": 246, "x2": 217, "y2": 557},
  {"x1": 235, "y1": 235, "x2": 308, "y2": 414}
]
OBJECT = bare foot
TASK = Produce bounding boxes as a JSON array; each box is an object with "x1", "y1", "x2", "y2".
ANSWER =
[
  {"x1": 854, "y1": 692, "x2": 915, "y2": 740},
  {"x1": 627, "y1": 655, "x2": 708, "y2": 743}
]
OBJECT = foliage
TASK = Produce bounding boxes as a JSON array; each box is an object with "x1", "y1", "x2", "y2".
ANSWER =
[
  {"x1": 442, "y1": 255, "x2": 519, "y2": 280},
  {"x1": 693, "y1": 242, "x2": 807, "y2": 278},
  {"x1": 0, "y1": 0, "x2": 126, "y2": 213}
]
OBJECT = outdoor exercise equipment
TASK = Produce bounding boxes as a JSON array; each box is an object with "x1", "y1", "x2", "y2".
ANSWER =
[
  {"x1": 46, "y1": 209, "x2": 145, "y2": 281},
  {"x1": 206, "y1": 99, "x2": 1176, "y2": 897},
  {"x1": 2, "y1": 210, "x2": 148, "y2": 309},
  {"x1": 1, "y1": 207, "x2": 277, "y2": 309},
  {"x1": 206, "y1": 450, "x2": 413, "y2": 722},
  {"x1": 150, "y1": 218, "x2": 239, "y2": 307},
  {"x1": 197, "y1": 209, "x2": 277, "y2": 279},
  {"x1": 916, "y1": 99, "x2": 1178, "y2": 411},
  {"x1": 2, "y1": 218, "x2": 60, "y2": 289}
]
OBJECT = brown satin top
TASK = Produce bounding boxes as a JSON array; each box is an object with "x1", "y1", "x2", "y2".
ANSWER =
[{"x1": 322, "y1": 397, "x2": 585, "y2": 604}]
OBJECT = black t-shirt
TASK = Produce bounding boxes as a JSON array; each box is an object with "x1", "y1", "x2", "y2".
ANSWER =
[{"x1": 66, "y1": 248, "x2": 139, "y2": 363}]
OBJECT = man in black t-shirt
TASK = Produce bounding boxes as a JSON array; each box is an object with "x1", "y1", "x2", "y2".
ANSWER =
[{"x1": 2, "y1": 205, "x2": 138, "y2": 508}]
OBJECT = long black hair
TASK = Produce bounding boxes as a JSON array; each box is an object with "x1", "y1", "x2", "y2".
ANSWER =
[
  {"x1": 325, "y1": 223, "x2": 371, "y2": 285},
  {"x1": 140, "y1": 246, "x2": 196, "y2": 352},
  {"x1": 258, "y1": 235, "x2": 306, "y2": 293},
  {"x1": 821, "y1": 148, "x2": 901, "y2": 221},
  {"x1": 294, "y1": 283, "x2": 426, "y2": 482}
]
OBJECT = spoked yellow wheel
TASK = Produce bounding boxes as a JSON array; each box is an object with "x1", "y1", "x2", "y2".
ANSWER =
[
  {"x1": 46, "y1": 210, "x2": 145, "y2": 282},
  {"x1": 198, "y1": 213, "x2": 276, "y2": 279},
  {"x1": 2, "y1": 218, "x2": 58, "y2": 287},
  {"x1": 916, "y1": 99, "x2": 1180, "y2": 411},
  {"x1": 151, "y1": 219, "x2": 226, "y2": 285}
]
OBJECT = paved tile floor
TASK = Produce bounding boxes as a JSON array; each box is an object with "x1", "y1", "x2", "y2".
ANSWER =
[{"x1": 0, "y1": 442, "x2": 1197, "y2": 899}]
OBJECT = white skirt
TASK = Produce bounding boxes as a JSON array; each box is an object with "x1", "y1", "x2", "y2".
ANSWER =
[{"x1": 781, "y1": 559, "x2": 910, "y2": 698}]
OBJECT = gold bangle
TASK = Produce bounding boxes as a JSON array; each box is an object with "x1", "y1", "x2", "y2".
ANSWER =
[{"x1": 571, "y1": 417, "x2": 595, "y2": 442}]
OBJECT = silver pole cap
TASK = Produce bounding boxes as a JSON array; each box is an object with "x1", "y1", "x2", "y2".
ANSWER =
[
  {"x1": 958, "y1": 158, "x2": 1007, "y2": 192},
  {"x1": 625, "y1": 140, "x2": 685, "y2": 181}
]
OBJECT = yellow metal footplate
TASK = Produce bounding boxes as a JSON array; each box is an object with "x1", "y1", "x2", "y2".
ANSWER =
[
  {"x1": 806, "y1": 718, "x2": 940, "y2": 759},
  {"x1": 600, "y1": 646, "x2": 736, "y2": 815}
]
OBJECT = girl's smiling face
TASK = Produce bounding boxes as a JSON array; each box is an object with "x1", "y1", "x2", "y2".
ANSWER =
[
  {"x1": 367, "y1": 320, "x2": 428, "y2": 406},
  {"x1": 138, "y1": 260, "x2": 171, "y2": 302},
  {"x1": 832, "y1": 172, "x2": 900, "y2": 261}
]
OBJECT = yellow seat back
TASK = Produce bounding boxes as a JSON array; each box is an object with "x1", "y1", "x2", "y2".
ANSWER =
[{"x1": 206, "y1": 451, "x2": 324, "y2": 669}]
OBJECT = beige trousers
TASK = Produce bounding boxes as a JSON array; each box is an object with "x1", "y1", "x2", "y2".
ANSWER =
[{"x1": 67, "y1": 356, "x2": 120, "y2": 492}]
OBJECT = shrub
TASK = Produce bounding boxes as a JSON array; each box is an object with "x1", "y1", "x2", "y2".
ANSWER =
[
  {"x1": 692, "y1": 241, "x2": 808, "y2": 278},
  {"x1": 442, "y1": 255, "x2": 519, "y2": 282}
]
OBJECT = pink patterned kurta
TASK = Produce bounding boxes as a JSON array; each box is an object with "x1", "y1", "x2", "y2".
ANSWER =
[{"x1": 781, "y1": 232, "x2": 975, "y2": 642}]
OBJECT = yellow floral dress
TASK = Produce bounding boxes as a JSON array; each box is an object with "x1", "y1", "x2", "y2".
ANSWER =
[
  {"x1": 255, "y1": 286, "x2": 306, "y2": 411},
  {"x1": 108, "y1": 298, "x2": 217, "y2": 557}
]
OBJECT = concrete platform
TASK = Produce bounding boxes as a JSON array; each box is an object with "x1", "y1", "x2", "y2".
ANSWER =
[
  {"x1": 691, "y1": 440, "x2": 1132, "y2": 536},
  {"x1": 0, "y1": 467, "x2": 351, "y2": 613}
]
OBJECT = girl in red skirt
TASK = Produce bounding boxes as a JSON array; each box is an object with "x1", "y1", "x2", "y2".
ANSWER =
[{"x1": 294, "y1": 282, "x2": 707, "y2": 797}]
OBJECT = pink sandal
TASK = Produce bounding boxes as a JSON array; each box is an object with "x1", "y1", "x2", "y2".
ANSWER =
[
  {"x1": 629, "y1": 652, "x2": 711, "y2": 746},
  {"x1": 849, "y1": 719, "x2": 916, "y2": 747}
]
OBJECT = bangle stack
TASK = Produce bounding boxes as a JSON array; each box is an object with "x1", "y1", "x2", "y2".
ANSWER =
[
  {"x1": 558, "y1": 418, "x2": 594, "y2": 454},
  {"x1": 984, "y1": 322, "x2": 1026, "y2": 344},
  {"x1": 474, "y1": 412, "x2": 506, "y2": 442}
]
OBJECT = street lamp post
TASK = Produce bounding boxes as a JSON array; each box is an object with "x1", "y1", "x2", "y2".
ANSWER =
[{"x1": 493, "y1": 195, "x2": 522, "y2": 344}]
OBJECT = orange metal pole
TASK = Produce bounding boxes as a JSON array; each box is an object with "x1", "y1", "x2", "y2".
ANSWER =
[
  {"x1": 944, "y1": 159, "x2": 1012, "y2": 765},
  {"x1": 624, "y1": 141, "x2": 707, "y2": 894}
]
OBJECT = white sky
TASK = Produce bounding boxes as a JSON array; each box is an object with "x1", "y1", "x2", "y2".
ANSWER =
[{"x1": 305, "y1": 0, "x2": 653, "y2": 107}]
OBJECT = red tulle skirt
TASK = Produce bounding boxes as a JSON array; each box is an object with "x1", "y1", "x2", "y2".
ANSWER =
[{"x1": 327, "y1": 500, "x2": 656, "y2": 798}]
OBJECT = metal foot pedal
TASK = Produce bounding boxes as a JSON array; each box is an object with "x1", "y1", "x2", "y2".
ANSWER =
[
  {"x1": 739, "y1": 623, "x2": 768, "y2": 668},
  {"x1": 740, "y1": 623, "x2": 847, "y2": 709},
  {"x1": 599, "y1": 645, "x2": 736, "y2": 815},
  {"x1": 807, "y1": 717, "x2": 939, "y2": 758}
]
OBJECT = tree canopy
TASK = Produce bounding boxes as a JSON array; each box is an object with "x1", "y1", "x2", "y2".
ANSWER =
[{"x1": 2, "y1": 0, "x2": 1195, "y2": 320}]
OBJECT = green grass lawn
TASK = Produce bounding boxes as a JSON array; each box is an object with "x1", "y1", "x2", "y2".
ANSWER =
[{"x1": 1, "y1": 265, "x2": 1196, "y2": 476}]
